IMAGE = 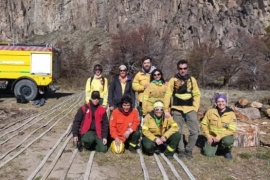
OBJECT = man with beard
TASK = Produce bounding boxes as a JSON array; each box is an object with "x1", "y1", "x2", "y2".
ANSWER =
[
  {"x1": 164, "y1": 59, "x2": 201, "y2": 159},
  {"x1": 110, "y1": 95, "x2": 141, "y2": 153},
  {"x1": 132, "y1": 56, "x2": 156, "y2": 117}
]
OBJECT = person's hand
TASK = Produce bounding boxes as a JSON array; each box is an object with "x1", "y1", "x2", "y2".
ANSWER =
[
  {"x1": 144, "y1": 84, "x2": 149, "y2": 89},
  {"x1": 165, "y1": 112, "x2": 171, "y2": 118},
  {"x1": 115, "y1": 137, "x2": 122, "y2": 146},
  {"x1": 207, "y1": 137, "x2": 213, "y2": 144},
  {"x1": 109, "y1": 106, "x2": 114, "y2": 111},
  {"x1": 160, "y1": 136, "x2": 167, "y2": 143},
  {"x1": 213, "y1": 137, "x2": 221, "y2": 143},
  {"x1": 73, "y1": 136, "x2": 78, "y2": 143},
  {"x1": 155, "y1": 138, "x2": 163, "y2": 145},
  {"x1": 103, "y1": 138, "x2": 107, "y2": 145},
  {"x1": 123, "y1": 131, "x2": 131, "y2": 139}
]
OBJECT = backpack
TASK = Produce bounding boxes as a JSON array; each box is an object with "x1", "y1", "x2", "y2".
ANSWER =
[{"x1": 89, "y1": 76, "x2": 105, "y2": 91}]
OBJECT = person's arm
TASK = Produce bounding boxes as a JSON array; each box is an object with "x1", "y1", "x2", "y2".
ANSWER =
[
  {"x1": 142, "y1": 85, "x2": 151, "y2": 116},
  {"x1": 109, "y1": 111, "x2": 118, "y2": 139},
  {"x1": 101, "y1": 112, "x2": 109, "y2": 139},
  {"x1": 102, "y1": 78, "x2": 108, "y2": 106},
  {"x1": 85, "y1": 78, "x2": 91, "y2": 103},
  {"x1": 191, "y1": 77, "x2": 201, "y2": 112},
  {"x1": 163, "y1": 118, "x2": 179, "y2": 139},
  {"x1": 142, "y1": 115, "x2": 157, "y2": 141},
  {"x1": 200, "y1": 110, "x2": 212, "y2": 139},
  {"x1": 129, "y1": 109, "x2": 140, "y2": 132},
  {"x1": 164, "y1": 78, "x2": 174, "y2": 113},
  {"x1": 108, "y1": 78, "x2": 115, "y2": 107},
  {"x1": 132, "y1": 73, "x2": 144, "y2": 92},
  {"x1": 72, "y1": 107, "x2": 84, "y2": 137},
  {"x1": 131, "y1": 87, "x2": 136, "y2": 108}
]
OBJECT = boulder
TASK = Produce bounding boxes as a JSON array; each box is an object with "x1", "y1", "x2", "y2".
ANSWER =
[{"x1": 234, "y1": 107, "x2": 261, "y2": 120}]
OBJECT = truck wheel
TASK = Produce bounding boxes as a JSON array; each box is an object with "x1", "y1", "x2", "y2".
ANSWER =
[{"x1": 14, "y1": 80, "x2": 38, "y2": 101}]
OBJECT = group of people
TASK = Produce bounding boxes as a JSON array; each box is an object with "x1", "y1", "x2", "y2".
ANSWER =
[{"x1": 72, "y1": 56, "x2": 237, "y2": 160}]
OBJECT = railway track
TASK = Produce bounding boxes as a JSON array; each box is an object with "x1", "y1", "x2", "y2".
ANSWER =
[{"x1": 0, "y1": 92, "x2": 196, "y2": 180}]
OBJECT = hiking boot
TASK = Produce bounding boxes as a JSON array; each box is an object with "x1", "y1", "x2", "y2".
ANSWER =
[
  {"x1": 224, "y1": 151, "x2": 233, "y2": 160},
  {"x1": 165, "y1": 155, "x2": 173, "y2": 159},
  {"x1": 154, "y1": 149, "x2": 160, "y2": 155},
  {"x1": 128, "y1": 146, "x2": 137, "y2": 154},
  {"x1": 185, "y1": 150, "x2": 193, "y2": 159},
  {"x1": 178, "y1": 150, "x2": 186, "y2": 158}
]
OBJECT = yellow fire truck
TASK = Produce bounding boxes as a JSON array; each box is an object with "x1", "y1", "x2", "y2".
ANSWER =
[{"x1": 0, "y1": 43, "x2": 61, "y2": 101}]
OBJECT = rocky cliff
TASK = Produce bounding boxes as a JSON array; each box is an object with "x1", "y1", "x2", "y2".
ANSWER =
[{"x1": 1, "y1": 0, "x2": 270, "y2": 49}]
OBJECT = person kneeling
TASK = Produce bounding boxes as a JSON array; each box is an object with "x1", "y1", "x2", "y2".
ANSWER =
[
  {"x1": 201, "y1": 94, "x2": 237, "y2": 160},
  {"x1": 142, "y1": 101, "x2": 181, "y2": 158},
  {"x1": 110, "y1": 95, "x2": 140, "y2": 154},
  {"x1": 72, "y1": 91, "x2": 108, "y2": 152}
]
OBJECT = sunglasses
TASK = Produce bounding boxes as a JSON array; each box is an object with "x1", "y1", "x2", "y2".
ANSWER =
[
  {"x1": 153, "y1": 73, "x2": 161, "y2": 76},
  {"x1": 119, "y1": 70, "x2": 127, "y2": 72},
  {"x1": 154, "y1": 108, "x2": 164, "y2": 112},
  {"x1": 178, "y1": 67, "x2": 188, "y2": 70},
  {"x1": 94, "y1": 69, "x2": 102, "y2": 71}
]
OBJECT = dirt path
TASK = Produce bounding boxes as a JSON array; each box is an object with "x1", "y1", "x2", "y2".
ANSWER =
[{"x1": 1, "y1": 91, "x2": 270, "y2": 180}]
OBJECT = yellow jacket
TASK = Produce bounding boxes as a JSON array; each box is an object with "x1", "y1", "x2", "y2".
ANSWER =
[
  {"x1": 142, "y1": 82, "x2": 166, "y2": 115},
  {"x1": 201, "y1": 107, "x2": 237, "y2": 139},
  {"x1": 142, "y1": 113, "x2": 179, "y2": 141},
  {"x1": 132, "y1": 72, "x2": 151, "y2": 102},
  {"x1": 85, "y1": 77, "x2": 108, "y2": 106},
  {"x1": 164, "y1": 76, "x2": 201, "y2": 114}
]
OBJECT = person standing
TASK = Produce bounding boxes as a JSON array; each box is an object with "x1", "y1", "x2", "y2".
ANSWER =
[
  {"x1": 108, "y1": 65, "x2": 135, "y2": 111},
  {"x1": 142, "y1": 69, "x2": 166, "y2": 116},
  {"x1": 110, "y1": 95, "x2": 141, "y2": 153},
  {"x1": 85, "y1": 64, "x2": 108, "y2": 107},
  {"x1": 201, "y1": 94, "x2": 237, "y2": 160},
  {"x1": 164, "y1": 59, "x2": 201, "y2": 158},
  {"x1": 72, "y1": 91, "x2": 108, "y2": 152},
  {"x1": 142, "y1": 101, "x2": 180, "y2": 158},
  {"x1": 132, "y1": 56, "x2": 156, "y2": 116}
]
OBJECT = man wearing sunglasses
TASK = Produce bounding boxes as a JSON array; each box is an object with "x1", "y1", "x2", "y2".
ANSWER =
[
  {"x1": 108, "y1": 65, "x2": 135, "y2": 111},
  {"x1": 142, "y1": 101, "x2": 180, "y2": 158},
  {"x1": 85, "y1": 64, "x2": 108, "y2": 107},
  {"x1": 132, "y1": 56, "x2": 156, "y2": 117},
  {"x1": 164, "y1": 59, "x2": 201, "y2": 159}
]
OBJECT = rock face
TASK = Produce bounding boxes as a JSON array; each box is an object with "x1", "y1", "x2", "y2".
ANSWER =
[
  {"x1": 0, "y1": 0, "x2": 270, "y2": 49},
  {"x1": 235, "y1": 107, "x2": 261, "y2": 119}
]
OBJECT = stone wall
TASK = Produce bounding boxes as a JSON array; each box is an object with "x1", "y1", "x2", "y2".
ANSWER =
[{"x1": 0, "y1": 0, "x2": 269, "y2": 49}]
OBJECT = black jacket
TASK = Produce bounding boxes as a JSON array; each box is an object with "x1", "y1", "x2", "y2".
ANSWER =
[
  {"x1": 108, "y1": 75, "x2": 135, "y2": 107},
  {"x1": 72, "y1": 102, "x2": 109, "y2": 138}
]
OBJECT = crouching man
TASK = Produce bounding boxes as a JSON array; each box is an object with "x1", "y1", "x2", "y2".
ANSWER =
[
  {"x1": 142, "y1": 101, "x2": 181, "y2": 158},
  {"x1": 72, "y1": 91, "x2": 108, "y2": 152},
  {"x1": 110, "y1": 95, "x2": 140, "y2": 153}
]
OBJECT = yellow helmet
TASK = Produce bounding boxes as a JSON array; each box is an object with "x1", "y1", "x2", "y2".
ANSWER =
[{"x1": 110, "y1": 140, "x2": 125, "y2": 154}]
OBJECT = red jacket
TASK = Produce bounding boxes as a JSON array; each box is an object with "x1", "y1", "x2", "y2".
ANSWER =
[
  {"x1": 110, "y1": 108, "x2": 140, "y2": 142},
  {"x1": 80, "y1": 103, "x2": 106, "y2": 138}
]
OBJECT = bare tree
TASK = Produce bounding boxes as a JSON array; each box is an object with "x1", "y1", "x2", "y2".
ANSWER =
[{"x1": 100, "y1": 24, "x2": 180, "y2": 80}]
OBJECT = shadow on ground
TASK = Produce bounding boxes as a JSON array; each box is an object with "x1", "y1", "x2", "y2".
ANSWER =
[{"x1": 0, "y1": 92, "x2": 74, "y2": 101}]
